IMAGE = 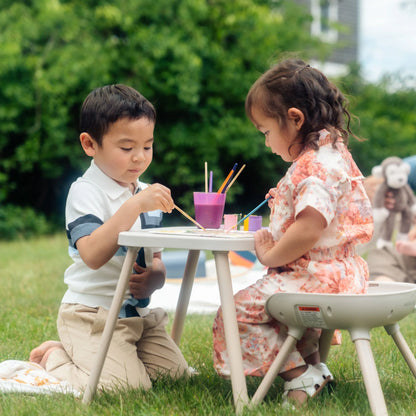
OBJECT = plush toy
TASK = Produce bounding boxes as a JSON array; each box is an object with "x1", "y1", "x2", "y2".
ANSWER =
[{"x1": 372, "y1": 156, "x2": 416, "y2": 249}]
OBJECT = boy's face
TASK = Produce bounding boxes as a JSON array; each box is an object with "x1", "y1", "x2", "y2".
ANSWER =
[{"x1": 89, "y1": 117, "x2": 155, "y2": 187}]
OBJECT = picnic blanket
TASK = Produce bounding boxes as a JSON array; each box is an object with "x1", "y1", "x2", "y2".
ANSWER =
[{"x1": 0, "y1": 360, "x2": 80, "y2": 396}]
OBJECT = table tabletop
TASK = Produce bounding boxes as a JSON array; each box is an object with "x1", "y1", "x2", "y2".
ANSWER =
[{"x1": 118, "y1": 226, "x2": 255, "y2": 252}]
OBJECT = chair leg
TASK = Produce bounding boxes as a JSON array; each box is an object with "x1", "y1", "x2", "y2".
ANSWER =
[
  {"x1": 319, "y1": 329, "x2": 334, "y2": 363},
  {"x1": 353, "y1": 337, "x2": 388, "y2": 416},
  {"x1": 250, "y1": 334, "x2": 299, "y2": 407},
  {"x1": 385, "y1": 323, "x2": 416, "y2": 378}
]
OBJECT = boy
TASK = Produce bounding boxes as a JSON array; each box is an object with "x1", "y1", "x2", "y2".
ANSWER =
[{"x1": 29, "y1": 84, "x2": 189, "y2": 392}]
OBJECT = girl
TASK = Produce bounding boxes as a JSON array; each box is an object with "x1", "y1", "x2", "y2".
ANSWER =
[{"x1": 212, "y1": 59, "x2": 373, "y2": 406}]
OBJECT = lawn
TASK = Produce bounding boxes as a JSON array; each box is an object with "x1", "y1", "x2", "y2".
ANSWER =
[{"x1": 1, "y1": 234, "x2": 416, "y2": 415}]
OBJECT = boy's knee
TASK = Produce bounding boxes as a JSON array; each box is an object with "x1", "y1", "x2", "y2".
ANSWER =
[
  {"x1": 146, "y1": 356, "x2": 189, "y2": 382},
  {"x1": 106, "y1": 371, "x2": 152, "y2": 391},
  {"x1": 101, "y1": 349, "x2": 153, "y2": 391}
]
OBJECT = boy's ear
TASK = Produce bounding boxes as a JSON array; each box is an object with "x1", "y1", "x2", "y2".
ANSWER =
[
  {"x1": 287, "y1": 108, "x2": 305, "y2": 130},
  {"x1": 80, "y1": 132, "x2": 98, "y2": 157}
]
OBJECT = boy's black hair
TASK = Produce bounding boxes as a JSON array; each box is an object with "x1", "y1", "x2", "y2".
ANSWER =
[{"x1": 80, "y1": 84, "x2": 156, "y2": 146}]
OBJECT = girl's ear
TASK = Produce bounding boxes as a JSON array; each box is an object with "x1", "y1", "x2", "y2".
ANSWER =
[
  {"x1": 80, "y1": 132, "x2": 98, "y2": 157},
  {"x1": 287, "y1": 108, "x2": 305, "y2": 130}
]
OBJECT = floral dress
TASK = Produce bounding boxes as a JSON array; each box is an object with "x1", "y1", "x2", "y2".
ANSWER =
[{"x1": 213, "y1": 130, "x2": 374, "y2": 378}]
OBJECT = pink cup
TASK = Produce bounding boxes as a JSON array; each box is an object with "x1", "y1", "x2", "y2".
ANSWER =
[
  {"x1": 193, "y1": 192, "x2": 226, "y2": 229},
  {"x1": 224, "y1": 214, "x2": 239, "y2": 230}
]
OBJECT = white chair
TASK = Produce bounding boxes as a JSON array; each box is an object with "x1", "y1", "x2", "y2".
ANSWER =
[{"x1": 249, "y1": 281, "x2": 416, "y2": 416}]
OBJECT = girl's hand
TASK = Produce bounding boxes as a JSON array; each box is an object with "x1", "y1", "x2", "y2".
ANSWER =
[
  {"x1": 253, "y1": 207, "x2": 326, "y2": 268},
  {"x1": 129, "y1": 257, "x2": 166, "y2": 299},
  {"x1": 266, "y1": 188, "x2": 278, "y2": 207},
  {"x1": 254, "y1": 229, "x2": 276, "y2": 266},
  {"x1": 134, "y1": 183, "x2": 174, "y2": 213}
]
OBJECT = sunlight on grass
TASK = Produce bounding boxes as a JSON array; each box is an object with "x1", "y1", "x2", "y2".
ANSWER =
[{"x1": 1, "y1": 234, "x2": 416, "y2": 415}]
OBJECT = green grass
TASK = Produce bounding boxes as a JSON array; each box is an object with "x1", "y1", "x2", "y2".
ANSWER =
[{"x1": 1, "y1": 234, "x2": 416, "y2": 415}]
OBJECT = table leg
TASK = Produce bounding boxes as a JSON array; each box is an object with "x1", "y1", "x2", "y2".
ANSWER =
[
  {"x1": 171, "y1": 250, "x2": 200, "y2": 345},
  {"x1": 82, "y1": 247, "x2": 138, "y2": 404},
  {"x1": 213, "y1": 251, "x2": 249, "y2": 414}
]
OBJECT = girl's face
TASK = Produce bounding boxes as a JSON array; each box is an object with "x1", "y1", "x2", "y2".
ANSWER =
[{"x1": 251, "y1": 106, "x2": 303, "y2": 162}]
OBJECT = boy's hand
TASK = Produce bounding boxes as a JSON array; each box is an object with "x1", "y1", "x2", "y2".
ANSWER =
[
  {"x1": 129, "y1": 257, "x2": 166, "y2": 299},
  {"x1": 135, "y1": 183, "x2": 174, "y2": 213}
]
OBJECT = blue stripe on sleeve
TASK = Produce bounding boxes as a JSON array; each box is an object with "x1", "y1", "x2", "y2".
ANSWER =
[{"x1": 67, "y1": 214, "x2": 103, "y2": 248}]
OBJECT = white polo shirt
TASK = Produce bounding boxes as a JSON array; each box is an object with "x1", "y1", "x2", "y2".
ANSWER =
[{"x1": 62, "y1": 160, "x2": 162, "y2": 310}]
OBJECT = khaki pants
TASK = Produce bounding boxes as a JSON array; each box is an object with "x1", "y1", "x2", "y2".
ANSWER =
[{"x1": 46, "y1": 304, "x2": 189, "y2": 392}]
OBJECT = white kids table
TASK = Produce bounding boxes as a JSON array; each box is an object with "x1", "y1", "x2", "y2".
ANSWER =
[{"x1": 82, "y1": 226, "x2": 255, "y2": 414}]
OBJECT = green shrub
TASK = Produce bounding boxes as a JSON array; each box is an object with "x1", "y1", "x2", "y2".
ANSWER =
[{"x1": 0, "y1": 204, "x2": 50, "y2": 240}]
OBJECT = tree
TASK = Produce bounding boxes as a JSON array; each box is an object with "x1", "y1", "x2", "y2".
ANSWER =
[
  {"x1": 341, "y1": 65, "x2": 416, "y2": 176},
  {"x1": 0, "y1": 0, "x2": 327, "y2": 223}
]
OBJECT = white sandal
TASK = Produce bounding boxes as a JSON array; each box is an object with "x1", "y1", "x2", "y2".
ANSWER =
[
  {"x1": 282, "y1": 364, "x2": 331, "y2": 406},
  {"x1": 314, "y1": 362, "x2": 335, "y2": 391}
]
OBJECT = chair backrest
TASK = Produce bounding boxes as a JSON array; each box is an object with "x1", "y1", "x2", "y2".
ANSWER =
[{"x1": 265, "y1": 281, "x2": 416, "y2": 332}]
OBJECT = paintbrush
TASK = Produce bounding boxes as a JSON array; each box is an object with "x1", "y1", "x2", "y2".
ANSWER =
[
  {"x1": 174, "y1": 204, "x2": 206, "y2": 231},
  {"x1": 217, "y1": 163, "x2": 238, "y2": 194},
  {"x1": 225, "y1": 196, "x2": 272, "y2": 232},
  {"x1": 224, "y1": 164, "x2": 246, "y2": 193}
]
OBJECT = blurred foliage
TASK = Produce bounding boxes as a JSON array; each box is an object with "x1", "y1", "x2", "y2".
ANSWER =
[
  {"x1": 341, "y1": 64, "x2": 416, "y2": 176},
  {"x1": 0, "y1": 205, "x2": 50, "y2": 239},
  {"x1": 0, "y1": 0, "x2": 415, "y2": 233},
  {"x1": 0, "y1": 0, "x2": 328, "y2": 227}
]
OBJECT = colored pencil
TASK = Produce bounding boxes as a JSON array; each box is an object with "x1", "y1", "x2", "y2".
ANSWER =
[
  {"x1": 174, "y1": 204, "x2": 206, "y2": 231},
  {"x1": 224, "y1": 164, "x2": 246, "y2": 193},
  {"x1": 217, "y1": 163, "x2": 238, "y2": 194},
  {"x1": 225, "y1": 196, "x2": 272, "y2": 231}
]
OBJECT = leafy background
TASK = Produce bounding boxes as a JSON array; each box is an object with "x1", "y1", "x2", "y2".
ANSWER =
[{"x1": 0, "y1": 0, "x2": 415, "y2": 235}]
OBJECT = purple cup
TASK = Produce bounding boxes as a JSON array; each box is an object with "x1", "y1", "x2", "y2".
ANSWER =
[
  {"x1": 193, "y1": 192, "x2": 226, "y2": 229},
  {"x1": 248, "y1": 215, "x2": 262, "y2": 231}
]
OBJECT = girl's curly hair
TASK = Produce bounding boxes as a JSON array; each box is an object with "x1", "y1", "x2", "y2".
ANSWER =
[{"x1": 245, "y1": 59, "x2": 360, "y2": 154}]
